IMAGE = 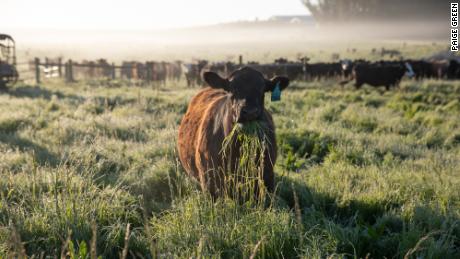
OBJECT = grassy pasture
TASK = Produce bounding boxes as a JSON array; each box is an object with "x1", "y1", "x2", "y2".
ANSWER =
[{"x1": 0, "y1": 78, "x2": 459, "y2": 258}]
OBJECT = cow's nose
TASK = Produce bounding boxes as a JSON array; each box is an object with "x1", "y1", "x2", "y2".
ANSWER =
[{"x1": 240, "y1": 107, "x2": 260, "y2": 121}]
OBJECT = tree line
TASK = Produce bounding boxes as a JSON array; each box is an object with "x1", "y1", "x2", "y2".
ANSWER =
[{"x1": 301, "y1": 0, "x2": 448, "y2": 23}]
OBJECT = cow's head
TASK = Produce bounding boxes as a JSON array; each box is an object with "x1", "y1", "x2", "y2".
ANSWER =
[
  {"x1": 404, "y1": 62, "x2": 415, "y2": 78},
  {"x1": 203, "y1": 67, "x2": 289, "y2": 123},
  {"x1": 340, "y1": 59, "x2": 352, "y2": 71}
]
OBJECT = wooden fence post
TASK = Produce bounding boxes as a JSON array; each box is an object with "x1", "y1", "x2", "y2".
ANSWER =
[
  {"x1": 65, "y1": 61, "x2": 68, "y2": 81},
  {"x1": 89, "y1": 62, "x2": 95, "y2": 77},
  {"x1": 65, "y1": 59, "x2": 74, "y2": 83},
  {"x1": 69, "y1": 60, "x2": 74, "y2": 82},
  {"x1": 58, "y1": 58, "x2": 62, "y2": 78},
  {"x1": 65, "y1": 61, "x2": 69, "y2": 82},
  {"x1": 34, "y1": 58, "x2": 41, "y2": 84},
  {"x1": 146, "y1": 62, "x2": 152, "y2": 83},
  {"x1": 239, "y1": 55, "x2": 243, "y2": 66},
  {"x1": 111, "y1": 63, "x2": 116, "y2": 80}
]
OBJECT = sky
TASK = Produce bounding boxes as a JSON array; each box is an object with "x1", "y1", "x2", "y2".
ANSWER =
[{"x1": 2, "y1": 0, "x2": 309, "y2": 30}]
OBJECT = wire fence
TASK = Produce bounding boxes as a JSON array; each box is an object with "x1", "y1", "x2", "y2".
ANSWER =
[{"x1": 23, "y1": 57, "x2": 186, "y2": 86}]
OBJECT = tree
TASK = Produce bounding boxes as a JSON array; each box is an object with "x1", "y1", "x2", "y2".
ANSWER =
[{"x1": 301, "y1": 0, "x2": 448, "y2": 23}]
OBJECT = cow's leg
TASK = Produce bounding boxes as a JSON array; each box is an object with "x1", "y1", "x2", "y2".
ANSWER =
[
  {"x1": 197, "y1": 157, "x2": 225, "y2": 199},
  {"x1": 355, "y1": 81, "x2": 362, "y2": 89},
  {"x1": 199, "y1": 169, "x2": 209, "y2": 193},
  {"x1": 262, "y1": 162, "x2": 274, "y2": 194},
  {"x1": 205, "y1": 169, "x2": 225, "y2": 199}
]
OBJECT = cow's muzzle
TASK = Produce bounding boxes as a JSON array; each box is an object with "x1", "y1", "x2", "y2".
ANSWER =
[{"x1": 237, "y1": 107, "x2": 261, "y2": 123}]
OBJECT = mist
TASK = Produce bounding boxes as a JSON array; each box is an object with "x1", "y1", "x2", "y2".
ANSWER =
[{"x1": 9, "y1": 19, "x2": 448, "y2": 64}]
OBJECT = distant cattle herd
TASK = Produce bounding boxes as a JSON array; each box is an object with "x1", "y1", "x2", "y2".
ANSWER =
[
  {"x1": 31, "y1": 56, "x2": 460, "y2": 90},
  {"x1": 186, "y1": 58, "x2": 460, "y2": 90}
]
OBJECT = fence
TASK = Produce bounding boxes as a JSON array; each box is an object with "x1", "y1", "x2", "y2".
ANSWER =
[
  {"x1": 31, "y1": 58, "x2": 112, "y2": 84},
  {"x1": 20, "y1": 55, "x2": 251, "y2": 86},
  {"x1": 28, "y1": 57, "x2": 189, "y2": 85}
]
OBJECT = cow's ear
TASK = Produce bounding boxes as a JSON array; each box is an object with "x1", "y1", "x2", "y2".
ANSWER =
[
  {"x1": 265, "y1": 76, "x2": 290, "y2": 92},
  {"x1": 203, "y1": 71, "x2": 231, "y2": 91}
]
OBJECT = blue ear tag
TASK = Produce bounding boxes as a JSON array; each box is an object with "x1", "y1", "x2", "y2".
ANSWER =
[{"x1": 271, "y1": 82, "x2": 281, "y2": 102}]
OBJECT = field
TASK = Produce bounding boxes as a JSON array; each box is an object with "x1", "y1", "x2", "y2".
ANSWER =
[{"x1": 0, "y1": 78, "x2": 459, "y2": 258}]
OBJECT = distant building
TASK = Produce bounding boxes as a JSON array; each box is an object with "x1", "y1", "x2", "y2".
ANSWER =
[{"x1": 268, "y1": 15, "x2": 315, "y2": 24}]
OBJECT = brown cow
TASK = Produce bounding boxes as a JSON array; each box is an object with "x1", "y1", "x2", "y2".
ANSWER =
[{"x1": 177, "y1": 67, "x2": 289, "y2": 198}]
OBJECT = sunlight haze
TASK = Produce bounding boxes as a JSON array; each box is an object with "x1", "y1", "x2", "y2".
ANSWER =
[{"x1": 3, "y1": 0, "x2": 308, "y2": 30}]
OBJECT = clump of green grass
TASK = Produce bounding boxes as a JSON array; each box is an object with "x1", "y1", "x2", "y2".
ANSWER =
[
  {"x1": 221, "y1": 121, "x2": 271, "y2": 203},
  {"x1": 277, "y1": 129, "x2": 335, "y2": 171},
  {"x1": 150, "y1": 193, "x2": 300, "y2": 258}
]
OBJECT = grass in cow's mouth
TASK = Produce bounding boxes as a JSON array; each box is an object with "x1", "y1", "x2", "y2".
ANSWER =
[{"x1": 221, "y1": 121, "x2": 271, "y2": 203}]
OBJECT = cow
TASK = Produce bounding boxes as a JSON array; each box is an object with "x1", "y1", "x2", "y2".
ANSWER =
[
  {"x1": 166, "y1": 61, "x2": 183, "y2": 82},
  {"x1": 144, "y1": 61, "x2": 167, "y2": 86},
  {"x1": 183, "y1": 60, "x2": 208, "y2": 87},
  {"x1": 96, "y1": 59, "x2": 113, "y2": 78},
  {"x1": 121, "y1": 61, "x2": 135, "y2": 80},
  {"x1": 248, "y1": 62, "x2": 303, "y2": 81},
  {"x1": 430, "y1": 60, "x2": 449, "y2": 79},
  {"x1": 209, "y1": 62, "x2": 238, "y2": 78},
  {"x1": 380, "y1": 48, "x2": 402, "y2": 58},
  {"x1": 177, "y1": 67, "x2": 290, "y2": 198},
  {"x1": 304, "y1": 62, "x2": 342, "y2": 81},
  {"x1": 407, "y1": 59, "x2": 433, "y2": 80},
  {"x1": 340, "y1": 62, "x2": 410, "y2": 90},
  {"x1": 340, "y1": 59, "x2": 354, "y2": 79},
  {"x1": 447, "y1": 59, "x2": 460, "y2": 79},
  {"x1": 274, "y1": 57, "x2": 289, "y2": 64}
]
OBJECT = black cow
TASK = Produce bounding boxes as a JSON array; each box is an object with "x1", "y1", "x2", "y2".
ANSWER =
[
  {"x1": 430, "y1": 60, "x2": 449, "y2": 79},
  {"x1": 246, "y1": 62, "x2": 304, "y2": 82},
  {"x1": 447, "y1": 60, "x2": 460, "y2": 79},
  {"x1": 340, "y1": 62, "x2": 409, "y2": 90},
  {"x1": 304, "y1": 62, "x2": 341, "y2": 81},
  {"x1": 406, "y1": 60, "x2": 433, "y2": 80},
  {"x1": 183, "y1": 60, "x2": 208, "y2": 87}
]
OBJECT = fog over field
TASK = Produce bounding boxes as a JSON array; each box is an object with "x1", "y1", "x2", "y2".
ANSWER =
[{"x1": 11, "y1": 20, "x2": 448, "y2": 62}]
